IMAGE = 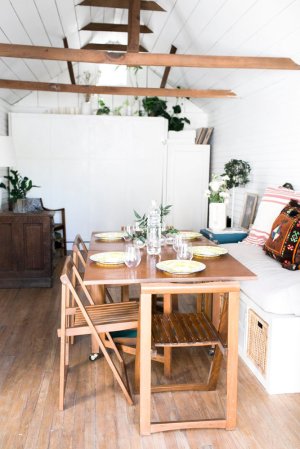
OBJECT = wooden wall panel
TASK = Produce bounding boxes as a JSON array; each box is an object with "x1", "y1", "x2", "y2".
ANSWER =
[{"x1": 23, "y1": 223, "x2": 44, "y2": 271}]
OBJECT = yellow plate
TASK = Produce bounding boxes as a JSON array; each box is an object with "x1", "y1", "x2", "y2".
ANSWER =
[
  {"x1": 179, "y1": 231, "x2": 202, "y2": 240},
  {"x1": 90, "y1": 252, "x2": 125, "y2": 265},
  {"x1": 156, "y1": 260, "x2": 206, "y2": 275},
  {"x1": 192, "y1": 246, "x2": 228, "y2": 258},
  {"x1": 94, "y1": 232, "x2": 126, "y2": 241}
]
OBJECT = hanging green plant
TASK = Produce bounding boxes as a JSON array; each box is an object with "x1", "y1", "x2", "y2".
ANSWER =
[
  {"x1": 141, "y1": 97, "x2": 190, "y2": 131},
  {"x1": 142, "y1": 97, "x2": 168, "y2": 117}
]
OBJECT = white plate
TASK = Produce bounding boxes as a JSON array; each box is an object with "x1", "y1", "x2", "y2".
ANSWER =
[
  {"x1": 90, "y1": 252, "x2": 125, "y2": 265},
  {"x1": 156, "y1": 259, "x2": 206, "y2": 275},
  {"x1": 94, "y1": 232, "x2": 125, "y2": 241},
  {"x1": 192, "y1": 246, "x2": 228, "y2": 258},
  {"x1": 179, "y1": 231, "x2": 202, "y2": 240}
]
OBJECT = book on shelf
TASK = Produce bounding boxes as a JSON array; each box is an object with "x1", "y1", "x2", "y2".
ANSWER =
[
  {"x1": 196, "y1": 127, "x2": 207, "y2": 144},
  {"x1": 195, "y1": 127, "x2": 214, "y2": 144},
  {"x1": 202, "y1": 127, "x2": 214, "y2": 144}
]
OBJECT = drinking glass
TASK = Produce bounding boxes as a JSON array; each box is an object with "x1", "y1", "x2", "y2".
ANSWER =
[
  {"x1": 172, "y1": 234, "x2": 183, "y2": 253},
  {"x1": 124, "y1": 245, "x2": 141, "y2": 268},
  {"x1": 123, "y1": 225, "x2": 134, "y2": 242},
  {"x1": 176, "y1": 242, "x2": 193, "y2": 260}
]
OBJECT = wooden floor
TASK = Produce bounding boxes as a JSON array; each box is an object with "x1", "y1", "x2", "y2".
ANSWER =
[{"x1": 0, "y1": 259, "x2": 300, "y2": 449}]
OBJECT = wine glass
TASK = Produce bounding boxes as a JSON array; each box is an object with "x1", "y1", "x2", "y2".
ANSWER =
[
  {"x1": 176, "y1": 242, "x2": 193, "y2": 260},
  {"x1": 124, "y1": 245, "x2": 141, "y2": 268}
]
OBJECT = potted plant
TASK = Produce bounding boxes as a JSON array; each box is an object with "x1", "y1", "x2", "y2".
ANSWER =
[
  {"x1": 141, "y1": 97, "x2": 190, "y2": 131},
  {"x1": 96, "y1": 99, "x2": 110, "y2": 115},
  {"x1": 0, "y1": 169, "x2": 40, "y2": 211},
  {"x1": 204, "y1": 174, "x2": 230, "y2": 231},
  {"x1": 223, "y1": 159, "x2": 251, "y2": 227}
]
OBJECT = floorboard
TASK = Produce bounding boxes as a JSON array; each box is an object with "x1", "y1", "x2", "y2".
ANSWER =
[{"x1": 0, "y1": 258, "x2": 299, "y2": 449}]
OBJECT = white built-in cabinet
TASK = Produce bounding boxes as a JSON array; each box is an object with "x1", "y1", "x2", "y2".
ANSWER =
[
  {"x1": 166, "y1": 142, "x2": 210, "y2": 231},
  {"x1": 10, "y1": 113, "x2": 209, "y2": 245}
]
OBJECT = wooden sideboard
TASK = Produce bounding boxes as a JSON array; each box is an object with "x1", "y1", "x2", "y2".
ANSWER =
[{"x1": 0, "y1": 211, "x2": 54, "y2": 288}]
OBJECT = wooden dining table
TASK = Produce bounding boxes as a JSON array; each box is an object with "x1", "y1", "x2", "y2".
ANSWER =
[{"x1": 83, "y1": 231, "x2": 256, "y2": 435}]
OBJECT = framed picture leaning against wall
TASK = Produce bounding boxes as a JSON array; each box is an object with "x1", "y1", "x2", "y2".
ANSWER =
[{"x1": 240, "y1": 193, "x2": 258, "y2": 230}]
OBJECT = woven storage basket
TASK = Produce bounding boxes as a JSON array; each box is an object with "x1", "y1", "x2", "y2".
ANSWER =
[{"x1": 247, "y1": 309, "x2": 268, "y2": 375}]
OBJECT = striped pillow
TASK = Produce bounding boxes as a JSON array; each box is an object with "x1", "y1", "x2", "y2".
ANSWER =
[{"x1": 244, "y1": 187, "x2": 300, "y2": 246}]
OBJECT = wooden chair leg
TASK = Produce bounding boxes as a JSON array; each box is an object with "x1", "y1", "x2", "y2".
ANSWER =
[
  {"x1": 207, "y1": 345, "x2": 223, "y2": 390},
  {"x1": 97, "y1": 334, "x2": 133, "y2": 405},
  {"x1": 196, "y1": 293, "x2": 202, "y2": 313},
  {"x1": 121, "y1": 285, "x2": 129, "y2": 302},
  {"x1": 172, "y1": 294, "x2": 178, "y2": 311},
  {"x1": 59, "y1": 332, "x2": 67, "y2": 411}
]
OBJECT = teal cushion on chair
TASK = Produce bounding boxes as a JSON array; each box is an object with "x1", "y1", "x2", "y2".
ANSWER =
[{"x1": 110, "y1": 329, "x2": 137, "y2": 339}]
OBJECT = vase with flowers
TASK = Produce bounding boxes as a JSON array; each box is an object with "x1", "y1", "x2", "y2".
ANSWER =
[{"x1": 204, "y1": 174, "x2": 229, "y2": 231}]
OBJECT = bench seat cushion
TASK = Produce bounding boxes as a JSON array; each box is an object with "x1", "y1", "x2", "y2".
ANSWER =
[{"x1": 222, "y1": 243, "x2": 300, "y2": 316}]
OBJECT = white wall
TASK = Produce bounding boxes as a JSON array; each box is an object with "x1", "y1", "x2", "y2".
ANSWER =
[
  {"x1": 0, "y1": 98, "x2": 9, "y2": 136},
  {"x1": 0, "y1": 98, "x2": 10, "y2": 206},
  {"x1": 203, "y1": 76, "x2": 300, "y2": 226},
  {"x1": 10, "y1": 114, "x2": 168, "y2": 243}
]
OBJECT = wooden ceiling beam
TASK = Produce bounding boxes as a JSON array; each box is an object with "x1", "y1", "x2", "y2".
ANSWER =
[
  {"x1": 63, "y1": 38, "x2": 76, "y2": 85},
  {"x1": 82, "y1": 43, "x2": 148, "y2": 52},
  {"x1": 127, "y1": 0, "x2": 141, "y2": 53},
  {"x1": 81, "y1": 22, "x2": 152, "y2": 33},
  {"x1": 0, "y1": 79, "x2": 237, "y2": 98},
  {"x1": 160, "y1": 45, "x2": 177, "y2": 88},
  {"x1": 0, "y1": 43, "x2": 299, "y2": 70},
  {"x1": 79, "y1": 0, "x2": 165, "y2": 11}
]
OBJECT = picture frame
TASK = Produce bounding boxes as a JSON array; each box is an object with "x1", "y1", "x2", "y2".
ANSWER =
[{"x1": 240, "y1": 193, "x2": 258, "y2": 230}]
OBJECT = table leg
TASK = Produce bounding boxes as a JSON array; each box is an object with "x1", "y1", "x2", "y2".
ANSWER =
[
  {"x1": 163, "y1": 293, "x2": 172, "y2": 378},
  {"x1": 139, "y1": 292, "x2": 152, "y2": 435},
  {"x1": 225, "y1": 291, "x2": 239, "y2": 430}
]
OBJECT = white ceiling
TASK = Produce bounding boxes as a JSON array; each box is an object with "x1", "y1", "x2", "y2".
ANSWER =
[{"x1": 0, "y1": 0, "x2": 299, "y2": 105}]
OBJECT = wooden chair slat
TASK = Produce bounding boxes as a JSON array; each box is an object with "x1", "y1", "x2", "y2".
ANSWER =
[
  {"x1": 186, "y1": 314, "x2": 205, "y2": 342},
  {"x1": 176, "y1": 313, "x2": 198, "y2": 343},
  {"x1": 168, "y1": 313, "x2": 189, "y2": 343},
  {"x1": 152, "y1": 313, "x2": 220, "y2": 347},
  {"x1": 151, "y1": 315, "x2": 165, "y2": 344}
]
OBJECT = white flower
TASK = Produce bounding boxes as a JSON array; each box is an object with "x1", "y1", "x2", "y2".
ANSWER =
[
  {"x1": 222, "y1": 175, "x2": 230, "y2": 181},
  {"x1": 209, "y1": 180, "x2": 222, "y2": 192},
  {"x1": 205, "y1": 173, "x2": 229, "y2": 203},
  {"x1": 219, "y1": 191, "x2": 228, "y2": 198}
]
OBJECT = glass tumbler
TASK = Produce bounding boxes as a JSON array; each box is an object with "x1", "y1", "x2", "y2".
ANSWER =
[
  {"x1": 124, "y1": 245, "x2": 141, "y2": 268},
  {"x1": 176, "y1": 242, "x2": 193, "y2": 260}
]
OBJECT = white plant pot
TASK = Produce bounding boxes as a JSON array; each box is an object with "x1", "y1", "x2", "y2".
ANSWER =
[
  {"x1": 209, "y1": 202, "x2": 226, "y2": 231},
  {"x1": 81, "y1": 101, "x2": 92, "y2": 115}
]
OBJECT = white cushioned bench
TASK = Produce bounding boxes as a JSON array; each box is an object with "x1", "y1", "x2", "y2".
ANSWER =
[{"x1": 222, "y1": 242, "x2": 300, "y2": 394}]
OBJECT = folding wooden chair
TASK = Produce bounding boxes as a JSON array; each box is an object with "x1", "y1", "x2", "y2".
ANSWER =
[{"x1": 57, "y1": 256, "x2": 139, "y2": 410}]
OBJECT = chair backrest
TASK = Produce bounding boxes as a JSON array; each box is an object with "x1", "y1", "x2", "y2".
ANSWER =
[
  {"x1": 60, "y1": 256, "x2": 113, "y2": 358},
  {"x1": 61, "y1": 255, "x2": 94, "y2": 307},
  {"x1": 72, "y1": 234, "x2": 88, "y2": 269}
]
